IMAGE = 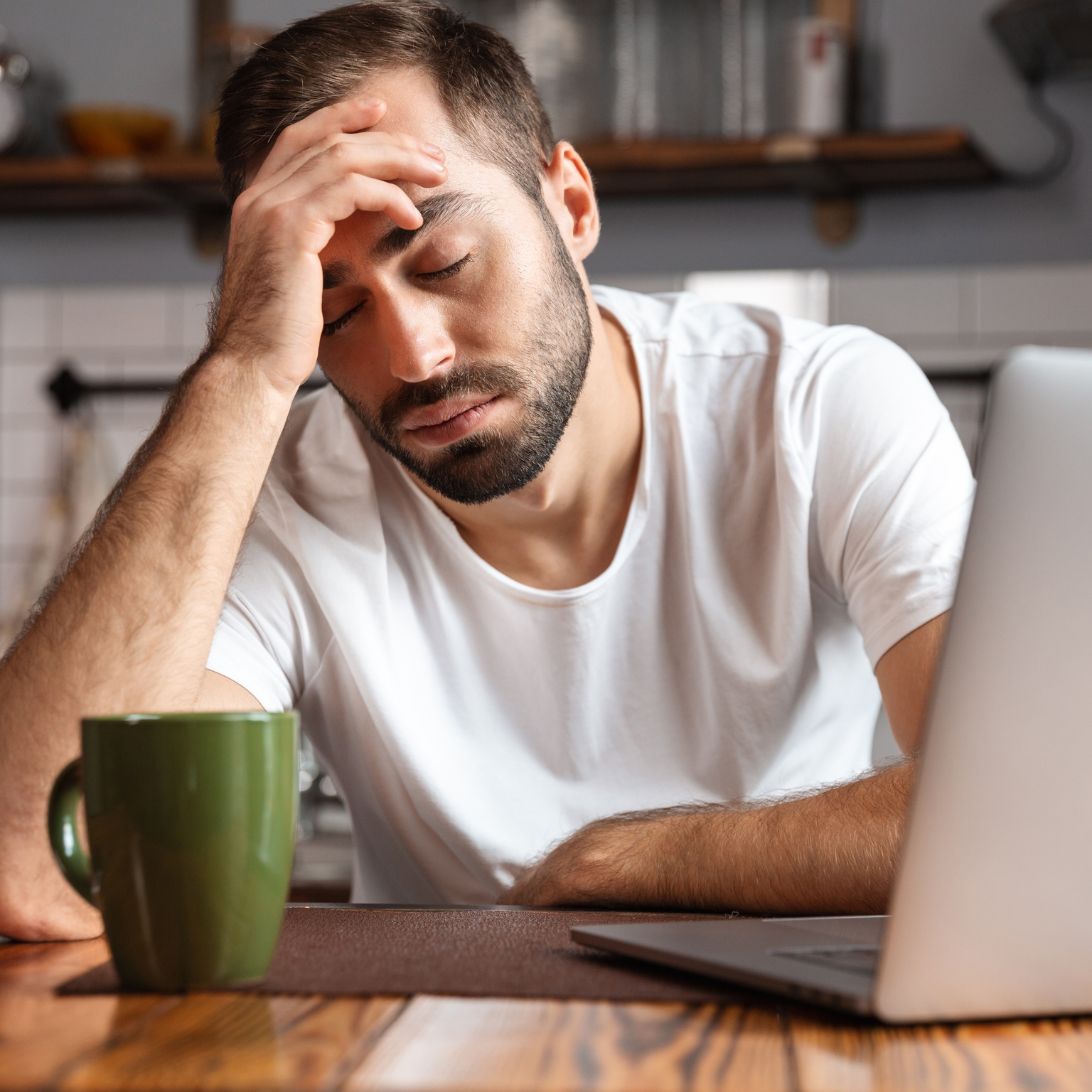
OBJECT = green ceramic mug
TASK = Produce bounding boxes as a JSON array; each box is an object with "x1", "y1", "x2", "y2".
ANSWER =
[{"x1": 48, "y1": 710, "x2": 299, "y2": 991}]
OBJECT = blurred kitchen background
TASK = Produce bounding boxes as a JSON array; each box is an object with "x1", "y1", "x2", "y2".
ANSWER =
[{"x1": 2, "y1": 0, "x2": 1091, "y2": 900}]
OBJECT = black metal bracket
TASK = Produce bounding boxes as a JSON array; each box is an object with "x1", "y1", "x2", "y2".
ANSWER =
[
  {"x1": 45, "y1": 362, "x2": 326, "y2": 416},
  {"x1": 46, "y1": 363, "x2": 174, "y2": 415}
]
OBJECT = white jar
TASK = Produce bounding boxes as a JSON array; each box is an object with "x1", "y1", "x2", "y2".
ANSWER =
[{"x1": 785, "y1": 15, "x2": 848, "y2": 136}]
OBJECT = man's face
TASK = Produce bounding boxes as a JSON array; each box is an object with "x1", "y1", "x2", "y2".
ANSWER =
[{"x1": 316, "y1": 69, "x2": 592, "y2": 505}]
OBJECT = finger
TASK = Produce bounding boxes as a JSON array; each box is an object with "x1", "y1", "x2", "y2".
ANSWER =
[
  {"x1": 345, "y1": 175, "x2": 426, "y2": 230},
  {"x1": 246, "y1": 131, "x2": 444, "y2": 209},
  {"x1": 258, "y1": 139, "x2": 447, "y2": 208},
  {"x1": 287, "y1": 174, "x2": 425, "y2": 248},
  {"x1": 251, "y1": 121, "x2": 408, "y2": 198},
  {"x1": 252, "y1": 96, "x2": 388, "y2": 186}
]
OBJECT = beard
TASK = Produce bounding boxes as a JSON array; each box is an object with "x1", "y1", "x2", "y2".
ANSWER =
[{"x1": 331, "y1": 209, "x2": 593, "y2": 505}]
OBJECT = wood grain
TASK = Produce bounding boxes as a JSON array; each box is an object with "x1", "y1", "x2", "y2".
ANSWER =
[
  {"x1": 789, "y1": 1012, "x2": 1092, "y2": 1091},
  {"x1": 269, "y1": 998, "x2": 409, "y2": 1091},
  {"x1": 577, "y1": 130, "x2": 976, "y2": 171},
  {"x1": 8, "y1": 938, "x2": 1092, "y2": 1090},
  {"x1": 343, "y1": 996, "x2": 792, "y2": 1092},
  {"x1": 0, "y1": 941, "x2": 174, "y2": 1091},
  {"x1": 56, "y1": 995, "x2": 406, "y2": 1091},
  {"x1": 0, "y1": 940, "x2": 405, "y2": 1092}
]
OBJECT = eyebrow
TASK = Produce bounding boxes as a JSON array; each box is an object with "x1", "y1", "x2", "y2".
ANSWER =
[{"x1": 321, "y1": 191, "x2": 493, "y2": 290}]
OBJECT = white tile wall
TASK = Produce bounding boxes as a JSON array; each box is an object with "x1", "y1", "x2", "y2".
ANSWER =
[
  {"x1": 830, "y1": 269, "x2": 965, "y2": 341},
  {"x1": 685, "y1": 270, "x2": 830, "y2": 324},
  {"x1": 829, "y1": 262, "x2": 1092, "y2": 365},
  {"x1": 0, "y1": 282, "x2": 216, "y2": 640},
  {"x1": 2, "y1": 264, "x2": 1092, "y2": 643},
  {"x1": 0, "y1": 425, "x2": 60, "y2": 487},
  {"x1": 0, "y1": 491, "x2": 53, "y2": 550},
  {"x1": 0, "y1": 290, "x2": 52, "y2": 351},
  {"x1": 976, "y1": 263, "x2": 1092, "y2": 339},
  {"x1": 0, "y1": 352, "x2": 60, "y2": 425},
  {"x1": 59, "y1": 289, "x2": 172, "y2": 352}
]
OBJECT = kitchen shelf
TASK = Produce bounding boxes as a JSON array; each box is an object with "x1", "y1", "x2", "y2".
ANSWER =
[
  {"x1": 0, "y1": 128, "x2": 999, "y2": 214},
  {"x1": 582, "y1": 128, "x2": 999, "y2": 196},
  {"x1": 0, "y1": 153, "x2": 226, "y2": 214}
]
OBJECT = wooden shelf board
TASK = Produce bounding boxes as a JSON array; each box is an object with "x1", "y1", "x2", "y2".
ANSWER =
[
  {"x1": 581, "y1": 128, "x2": 998, "y2": 196},
  {"x1": 0, "y1": 153, "x2": 224, "y2": 213},
  {"x1": 0, "y1": 129, "x2": 1000, "y2": 214}
]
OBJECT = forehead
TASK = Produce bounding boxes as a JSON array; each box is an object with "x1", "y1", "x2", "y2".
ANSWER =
[{"x1": 360, "y1": 67, "x2": 457, "y2": 145}]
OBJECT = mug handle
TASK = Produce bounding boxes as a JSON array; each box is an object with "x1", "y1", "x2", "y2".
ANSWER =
[{"x1": 47, "y1": 758, "x2": 96, "y2": 905}]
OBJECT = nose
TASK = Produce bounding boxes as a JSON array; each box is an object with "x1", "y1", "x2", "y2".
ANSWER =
[{"x1": 376, "y1": 293, "x2": 457, "y2": 383}]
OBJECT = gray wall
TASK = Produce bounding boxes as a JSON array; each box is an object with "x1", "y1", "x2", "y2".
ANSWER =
[{"x1": 2, "y1": 0, "x2": 1091, "y2": 285}]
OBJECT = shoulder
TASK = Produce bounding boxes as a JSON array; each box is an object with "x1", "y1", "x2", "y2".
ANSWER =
[
  {"x1": 592, "y1": 283, "x2": 785, "y2": 367},
  {"x1": 781, "y1": 319, "x2": 928, "y2": 391},
  {"x1": 778, "y1": 322, "x2": 943, "y2": 460},
  {"x1": 593, "y1": 284, "x2": 921, "y2": 416},
  {"x1": 592, "y1": 283, "x2": 899, "y2": 382}
]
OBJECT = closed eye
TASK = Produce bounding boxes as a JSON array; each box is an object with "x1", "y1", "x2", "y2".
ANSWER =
[
  {"x1": 321, "y1": 254, "x2": 475, "y2": 338},
  {"x1": 418, "y1": 252, "x2": 474, "y2": 282},
  {"x1": 322, "y1": 303, "x2": 363, "y2": 338}
]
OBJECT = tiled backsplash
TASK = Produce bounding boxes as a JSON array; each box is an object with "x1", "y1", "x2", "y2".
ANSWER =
[
  {"x1": 830, "y1": 263, "x2": 1092, "y2": 366},
  {"x1": 0, "y1": 284, "x2": 214, "y2": 641},
  {"x1": 3, "y1": 262, "x2": 1092, "y2": 640}
]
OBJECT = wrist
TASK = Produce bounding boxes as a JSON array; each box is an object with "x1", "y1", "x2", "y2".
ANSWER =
[
  {"x1": 193, "y1": 349, "x2": 303, "y2": 417},
  {"x1": 572, "y1": 814, "x2": 682, "y2": 908},
  {"x1": 130, "y1": 348, "x2": 298, "y2": 506}
]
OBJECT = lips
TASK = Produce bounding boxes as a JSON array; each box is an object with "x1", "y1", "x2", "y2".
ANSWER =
[
  {"x1": 400, "y1": 395, "x2": 502, "y2": 449},
  {"x1": 402, "y1": 395, "x2": 496, "y2": 432}
]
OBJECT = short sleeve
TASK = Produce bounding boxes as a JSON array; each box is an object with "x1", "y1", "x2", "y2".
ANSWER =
[
  {"x1": 790, "y1": 326, "x2": 976, "y2": 667},
  {"x1": 208, "y1": 587, "x2": 295, "y2": 713},
  {"x1": 206, "y1": 497, "x2": 327, "y2": 713}
]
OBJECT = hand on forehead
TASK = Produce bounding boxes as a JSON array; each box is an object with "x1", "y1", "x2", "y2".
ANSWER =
[
  {"x1": 321, "y1": 76, "x2": 521, "y2": 249},
  {"x1": 239, "y1": 61, "x2": 541, "y2": 281}
]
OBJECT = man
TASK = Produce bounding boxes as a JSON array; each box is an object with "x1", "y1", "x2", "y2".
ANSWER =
[{"x1": 0, "y1": 1, "x2": 973, "y2": 941}]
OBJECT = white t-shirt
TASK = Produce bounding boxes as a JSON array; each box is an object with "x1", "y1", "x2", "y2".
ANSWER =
[{"x1": 208, "y1": 285, "x2": 975, "y2": 904}]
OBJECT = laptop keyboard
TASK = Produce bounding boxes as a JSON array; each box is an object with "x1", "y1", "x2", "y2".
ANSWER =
[{"x1": 771, "y1": 944, "x2": 881, "y2": 977}]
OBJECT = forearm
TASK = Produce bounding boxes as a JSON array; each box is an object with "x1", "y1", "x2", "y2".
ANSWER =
[
  {"x1": 0, "y1": 351, "x2": 294, "y2": 935},
  {"x1": 657, "y1": 761, "x2": 914, "y2": 913},
  {"x1": 510, "y1": 761, "x2": 916, "y2": 914},
  {"x1": 3, "y1": 352, "x2": 290, "y2": 707}
]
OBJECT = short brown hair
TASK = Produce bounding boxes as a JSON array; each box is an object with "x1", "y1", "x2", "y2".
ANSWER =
[{"x1": 215, "y1": 0, "x2": 555, "y2": 205}]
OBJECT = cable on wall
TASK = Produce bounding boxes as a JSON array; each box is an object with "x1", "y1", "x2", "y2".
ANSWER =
[{"x1": 1005, "y1": 81, "x2": 1076, "y2": 187}]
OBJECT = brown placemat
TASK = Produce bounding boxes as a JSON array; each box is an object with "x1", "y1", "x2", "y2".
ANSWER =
[{"x1": 61, "y1": 903, "x2": 750, "y2": 1002}]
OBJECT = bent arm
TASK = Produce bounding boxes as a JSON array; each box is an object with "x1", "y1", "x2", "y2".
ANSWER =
[
  {"x1": 0, "y1": 93, "x2": 447, "y2": 942},
  {"x1": 0, "y1": 354, "x2": 291, "y2": 941},
  {"x1": 507, "y1": 618, "x2": 946, "y2": 914},
  {"x1": 506, "y1": 760, "x2": 914, "y2": 914}
]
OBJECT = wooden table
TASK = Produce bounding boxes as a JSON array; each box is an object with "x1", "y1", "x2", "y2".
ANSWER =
[{"x1": 5, "y1": 934, "x2": 1092, "y2": 1090}]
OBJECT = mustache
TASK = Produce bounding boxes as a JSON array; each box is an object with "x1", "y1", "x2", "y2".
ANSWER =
[{"x1": 378, "y1": 362, "x2": 526, "y2": 432}]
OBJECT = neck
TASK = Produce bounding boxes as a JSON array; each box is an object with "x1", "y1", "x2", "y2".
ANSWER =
[{"x1": 415, "y1": 293, "x2": 642, "y2": 589}]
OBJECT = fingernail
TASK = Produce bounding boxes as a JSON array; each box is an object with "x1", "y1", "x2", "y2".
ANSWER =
[{"x1": 423, "y1": 143, "x2": 445, "y2": 159}]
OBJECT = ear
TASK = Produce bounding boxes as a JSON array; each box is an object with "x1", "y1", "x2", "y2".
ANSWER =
[{"x1": 540, "y1": 141, "x2": 600, "y2": 262}]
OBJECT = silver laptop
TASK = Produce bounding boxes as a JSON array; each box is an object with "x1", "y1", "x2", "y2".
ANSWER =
[{"x1": 573, "y1": 346, "x2": 1092, "y2": 1023}]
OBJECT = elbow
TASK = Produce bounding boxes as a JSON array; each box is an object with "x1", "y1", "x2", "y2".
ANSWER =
[{"x1": 0, "y1": 878, "x2": 104, "y2": 943}]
